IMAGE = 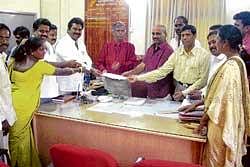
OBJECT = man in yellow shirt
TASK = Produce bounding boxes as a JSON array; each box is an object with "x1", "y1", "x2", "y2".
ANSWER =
[{"x1": 128, "y1": 25, "x2": 210, "y2": 101}]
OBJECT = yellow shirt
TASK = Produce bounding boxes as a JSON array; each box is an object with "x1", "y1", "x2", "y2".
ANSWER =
[{"x1": 137, "y1": 46, "x2": 210, "y2": 95}]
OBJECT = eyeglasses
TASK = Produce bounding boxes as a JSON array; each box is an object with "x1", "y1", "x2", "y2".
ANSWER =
[{"x1": 152, "y1": 32, "x2": 161, "y2": 35}]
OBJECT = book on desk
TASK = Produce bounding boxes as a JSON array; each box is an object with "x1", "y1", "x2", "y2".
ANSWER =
[{"x1": 51, "y1": 95, "x2": 75, "y2": 103}]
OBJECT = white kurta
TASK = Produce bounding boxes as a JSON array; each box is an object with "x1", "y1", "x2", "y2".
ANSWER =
[
  {"x1": 0, "y1": 52, "x2": 16, "y2": 149},
  {"x1": 40, "y1": 41, "x2": 59, "y2": 98},
  {"x1": 55, "y1": 34, "x2": 92, "y2": 92},
  {"x1": 201, "y1": 54, "x2": 227, "y2": 95}
]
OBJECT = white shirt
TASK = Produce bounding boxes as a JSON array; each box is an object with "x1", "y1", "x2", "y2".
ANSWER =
[
  {"x1": 0, "y1": 52, "x2": 16, "y2": 128},
  {"x1": 40, "y1": 41, "x2": 59, "y2": 98},
  {"x1": 0, "y1": 52, "x2": 16, "y2": 150},
  {"x1": 169, "y1": 37, "x2": 201, "y2": 50},
  {"x1": 201, "y1": 54, "x2": 227, "y2": 95},
  {"x1": 55, "y1": 34, "x2": 92, "y2": 92}
]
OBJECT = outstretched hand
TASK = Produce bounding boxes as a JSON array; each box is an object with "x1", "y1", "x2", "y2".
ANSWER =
[
  {"x1": 127, "y1": 75, "x2": 138, "y2": 83},
  {"x1": 64, "y1": 60, "x2": 82, "y2": 68}
]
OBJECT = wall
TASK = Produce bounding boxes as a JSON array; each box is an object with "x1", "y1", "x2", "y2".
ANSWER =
[
  {"x1": 0, "y1": 0, "x2": 40, "y2": 16},
  {"x1": 41, "y1": 0, "x2": 85, "y2": 38},
  {"x1": 126, "y1": 0, "x2": 147, "y2": 55}
]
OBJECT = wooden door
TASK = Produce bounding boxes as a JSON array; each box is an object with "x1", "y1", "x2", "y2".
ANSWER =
[{"x1": 85, "y1": 0, "x2": 129, "y2": 64}]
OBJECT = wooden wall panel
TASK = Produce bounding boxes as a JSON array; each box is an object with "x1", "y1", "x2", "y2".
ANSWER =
[{"x1": 85, "y1": 0, "x2": 129, "y2": 64}]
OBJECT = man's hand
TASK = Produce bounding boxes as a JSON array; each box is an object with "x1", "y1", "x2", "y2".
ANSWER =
[
  {"x1": 122, "y1": 71, "x2": 132, "y2": 77},
  {"x1": 188, "y1": 90, "x2": 202, "y2": 100},
  {"x1": 127, "y1": 75, "x2": 138, "y2": 83},
  {"x1": 64, "y1": 60, "x2": 82, "y2": 68},
  {"x1": 173, "y1": 91, "x2": 184, "y2": 101},
  {"x1": 111, "y1": 62, "x2": 120, "y2": 70},
  {"x1": 178, "y1": 104, "x2": 197, "y2": 113},
  {"x1": 91, "y1": 68, "x2": 102, "y2": 76},
  {"x1": 2, "y1": 120, "x2": 10, "y2": 136}
]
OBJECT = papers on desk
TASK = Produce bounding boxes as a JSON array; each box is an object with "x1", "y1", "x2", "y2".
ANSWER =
[
  {"x1": 87, "y1": 98, "x2": 181, "y2": 119},
  {"x1": 123, "y1": 97, "x2": 146, "y2": 105}
]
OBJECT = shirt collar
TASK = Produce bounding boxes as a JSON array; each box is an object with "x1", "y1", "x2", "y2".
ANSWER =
[
  {"x1": 66, "y1": 33, "x2": 78, "y2": 43},
  {"x1": 179, "y1": 45, "x2": 197, "y2": 56}
]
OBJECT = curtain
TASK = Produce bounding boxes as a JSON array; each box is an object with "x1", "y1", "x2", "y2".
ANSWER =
[{"x1": 145, "y1": 0, "x2": 227, "y2": 49}]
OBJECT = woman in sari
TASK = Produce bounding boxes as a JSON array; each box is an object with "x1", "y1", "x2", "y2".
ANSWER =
[
  {"x1": 8, "y1": 37, "x2": 83, "y2": 167},
  {"x1": 196, "y1": 25, "x2": 250, "y2": 167}
]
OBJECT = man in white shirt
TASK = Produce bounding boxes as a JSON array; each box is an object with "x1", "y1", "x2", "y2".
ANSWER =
[
  {"x1": 55, "y1": 17, "x2": 92, "y2": 93},
  {"x1": 47, "y1": 24, "x2": 57, "y2": 50},
  {"x1": 0, "y1": 23, "x2": 16, "y2": 152},
  {"x1": 33, "y1": 18, "x2": 60, "y2": 103},
  {"x1": 170, "y1": 16, "x2": 201, "y2": 50}
]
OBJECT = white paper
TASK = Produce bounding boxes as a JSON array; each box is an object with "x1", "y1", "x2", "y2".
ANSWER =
[{"x1": 102, "y1": 73, "x2": 127, "y2": 80}]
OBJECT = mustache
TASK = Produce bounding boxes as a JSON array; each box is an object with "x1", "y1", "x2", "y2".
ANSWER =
[{"x1": 0, "y1": 44, "x2": 8, "y2": 47}]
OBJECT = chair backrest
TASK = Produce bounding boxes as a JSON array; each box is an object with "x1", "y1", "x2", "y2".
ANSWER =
[
  {"x1": 50, "y1": 144, "x2": 119, "y2": 167},
  {"x1": 0, "y1": 162, "x2": 9, "y2": 167},
  {"x1": 133, "y1": 159, "x2": 202, "y2": 167}
]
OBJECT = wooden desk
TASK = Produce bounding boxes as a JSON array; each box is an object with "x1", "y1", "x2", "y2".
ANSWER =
[{"x1": 33, "y1": 102, "x2": 206, "y2": 167}]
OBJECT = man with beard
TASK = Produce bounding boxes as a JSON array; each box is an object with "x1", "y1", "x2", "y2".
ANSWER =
[
  {"x1": 55, "y1": 17, "x2": 92, "y2": 94},
  {"x1": 178, "y1": 29, "x2": 227, "y2": 112},
  {"x1": 128, "y1": 25, "x2": 210, "y2": 101},
  {"x1": 122, "y1": 25, "x2": 174, "y2": 98},
  {"x1": 33, "y1": 18, "x2": 60, "y2": 103},
  {"x1": 0, "y1": 23, "x2": 16, "y2": 158},
  {"x1": 96, "y1": 21, "x2": 138, "y2": 75},
  {"x1": 170, "y1": 16, "x2": 201, "y2": 50}
]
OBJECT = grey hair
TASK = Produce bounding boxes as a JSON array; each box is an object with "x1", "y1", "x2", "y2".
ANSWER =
[{"x1": 112, "y1": 21, "x2": 126, "y2": 31}]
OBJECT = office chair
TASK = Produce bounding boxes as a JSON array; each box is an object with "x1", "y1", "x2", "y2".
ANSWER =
[
  {"x1": 0, "y1": 162, "x2": 9, "y2": 167},
  {"x1": 133, "y1": 158, "x2": 202, "y2": 167},
  {"x1": 50, "y1": 144, "x2": 119, "y2": 167},
  {"x1": 0, "y1": 149, "x2": 10, "y2": 167}
]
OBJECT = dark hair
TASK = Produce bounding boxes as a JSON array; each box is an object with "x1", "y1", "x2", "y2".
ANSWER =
[
  {"x1": 50, "y1": 24, "x2": 57, "y2": 30},
  {"x1": 13, "y1": 26, "x2": 30, "y2": 38},
  {"x1": 174, "y1": 16, "x2": 188, "y2": 25},
  {"x1": 209, "y1": 24, "x2": 222, "y2": 31},
  {"x1": 33, "y1": 18, "x2": 51, "y2": 31},
  {"x1": 0, "y1": 23, "x2": 11, "y2": 36},
  {"x1": 12, "y1": 37, "x2": 44, "y2": 62},
  {"x1": 207, "y1": 30, "x2": 218, "y2": 39},
  {"x1": 181, "y1": 24, "x2": 196, "y2": 35},
  {"x1": 218, "y1": 25, "x2": 242, "y2": 51},
  {"x1": 233, "y1": 11, "x2": 250, "y2": 26},
  {"x1": 67, "y1": 17, "x2": 84, "y2": 30}
]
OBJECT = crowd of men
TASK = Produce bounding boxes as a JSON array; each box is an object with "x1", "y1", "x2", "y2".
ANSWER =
[{"x1": 0, "y1": 10, "x2": 250, "y2": 167}]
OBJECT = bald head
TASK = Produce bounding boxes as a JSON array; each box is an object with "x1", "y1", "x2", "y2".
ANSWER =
[{"x1": 152, "y1": 25, "x2": 167, "y2": 45}]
